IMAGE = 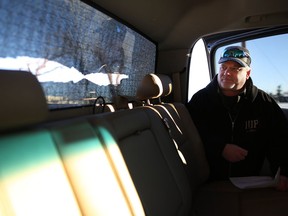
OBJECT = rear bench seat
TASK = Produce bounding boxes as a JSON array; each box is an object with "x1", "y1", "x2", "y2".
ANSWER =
[
  {"x1": 0, "y1": 71, "x2": 81, "y2": 215},
  {"x1": 88, "y1": 107, "x2": 193, "y2": 215},
  {"x1": 0, "y1": 70, "x2": 144, "y2": 216},
  {"x1": 1, "y1": 70, "x2": 288, "y2": 216},
  {"x1": 0, "y1": 70, "x2": 192, "y2": 215},
  {"x1": 136, "y1": 73, "x2": 210, "y2": 191},
  {"x1": 136, "y1": 73, "x2": 288, "y2": 216}
]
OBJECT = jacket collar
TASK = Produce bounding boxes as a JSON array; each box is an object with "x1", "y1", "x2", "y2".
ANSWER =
[{"x1": 207, "y1": 75, "x2": 258, "y2": 102}]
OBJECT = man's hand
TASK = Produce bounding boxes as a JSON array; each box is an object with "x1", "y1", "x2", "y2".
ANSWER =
[
  {"x1": 222, "y1": 144, "x2": 248, "y2": 162},
  {"x1": 276, "y1": 175, "x2": 288, "y2": 192}
]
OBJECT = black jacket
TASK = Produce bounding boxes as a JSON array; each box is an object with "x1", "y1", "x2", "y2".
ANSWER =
[{"x1": 187, "y1": 75, "x2": 288, "y2": 180}]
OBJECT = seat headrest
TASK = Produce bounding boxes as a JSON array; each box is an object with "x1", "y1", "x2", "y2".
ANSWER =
[
  {"x1": 0, "y1": 70, "x2": 48, "y2": 131},
  {"x1": 136, "y1": 73, "x2": 172, "y2": 101}
]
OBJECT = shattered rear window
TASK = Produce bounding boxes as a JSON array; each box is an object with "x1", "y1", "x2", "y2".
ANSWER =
[{"x1": 0, "y1": 0, "x2": 156, "y2": 109}]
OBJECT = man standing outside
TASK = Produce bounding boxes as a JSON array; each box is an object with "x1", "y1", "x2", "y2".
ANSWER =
[{"x1": 187, "y1": 46, "x2": 288, "y2": 191}]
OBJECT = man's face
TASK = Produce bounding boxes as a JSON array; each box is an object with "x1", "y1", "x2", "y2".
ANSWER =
[{"x1": 217, "y1": 61, "x2": 250, "y2": 94}]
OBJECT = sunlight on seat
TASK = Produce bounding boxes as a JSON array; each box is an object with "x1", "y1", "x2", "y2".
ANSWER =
[
  {"x1": 145, "y1": 106, "x2": 187, "y2": 164},
  {"x1": 98, "y1": 127, "x2": 145, "y2": 216},
  {"x1": 0, "y1": 131, "x2": 81, "y2": 216},
  {"x1": 54, "y1": 122, "x2": 145, "y2": 216}
]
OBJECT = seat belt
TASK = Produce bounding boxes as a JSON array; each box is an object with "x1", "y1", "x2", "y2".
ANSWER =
[
  {"x1": 147, "y1": 106, "x2": 187, "y2": 164},
  {"x1": 172, "y1": 68, "x2": 186, "y2": 102}
]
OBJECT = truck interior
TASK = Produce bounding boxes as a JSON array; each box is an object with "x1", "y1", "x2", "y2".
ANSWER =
[{"x1": 0, "y1": 0, "x2": 288, "y2": 215}]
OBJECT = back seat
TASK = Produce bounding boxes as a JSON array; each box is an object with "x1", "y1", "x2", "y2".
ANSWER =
[
  {"x1": 136, "y1": 73, "x2": 288, "y2": 216},
  {"x1": 136, "y1": 73, "x2": 210, "y2": 190},
  {"x1": 0, "y1": 71, "x2": 81, "y2": 216},
  {"x1": 0, "y1": 70, "x2": 144, "y2": 216},
  {"x1": 89, "y1": 108, "x2": 193, "y2": 215},
  {"x1": 0, "y1": 70, "x2": 287, "y2": 216}
]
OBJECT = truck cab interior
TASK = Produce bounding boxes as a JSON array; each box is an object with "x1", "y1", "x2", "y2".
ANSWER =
[{"x1": 0, "y1": 0, "x2": 288, "y2": 215}]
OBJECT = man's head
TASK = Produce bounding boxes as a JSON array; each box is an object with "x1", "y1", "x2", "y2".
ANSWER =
[{"x1": 217, "y1": 46, "x2": 251, "y2": 96}]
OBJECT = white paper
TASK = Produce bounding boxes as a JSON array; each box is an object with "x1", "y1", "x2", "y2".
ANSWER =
[{"x1": 229, "y1": 167, "x2": 280, "y2": 189}]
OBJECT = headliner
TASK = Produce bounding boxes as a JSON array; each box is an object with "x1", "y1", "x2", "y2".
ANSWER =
[{"x1": 90, "y1": 0, "x2": 288, "y2": 50}]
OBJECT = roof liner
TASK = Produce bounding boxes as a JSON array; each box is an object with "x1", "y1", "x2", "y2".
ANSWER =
[{"x1": 89, "y1": 0, "x2": 288, "y2": 50}]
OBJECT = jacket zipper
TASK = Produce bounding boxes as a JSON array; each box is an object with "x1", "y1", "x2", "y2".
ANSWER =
[
  {"x1": 228, "y1": 112, "x2": 236, "y2": 143},
  {"x1": 228, "y1": 111, "x2": 239, "y2": 177}
]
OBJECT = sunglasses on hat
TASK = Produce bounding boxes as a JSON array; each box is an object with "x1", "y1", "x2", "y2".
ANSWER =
[
  {"x1": 219, "y1": 46, "x2": 251, "y2": 67},
  {"x1": 222, "y1": 48, "x2": 250, "y2": 59}
]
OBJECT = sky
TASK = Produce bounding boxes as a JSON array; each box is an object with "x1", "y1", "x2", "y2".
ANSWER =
[{"x1": 0, "y1": 56, "x2": 129, "y2": 86}]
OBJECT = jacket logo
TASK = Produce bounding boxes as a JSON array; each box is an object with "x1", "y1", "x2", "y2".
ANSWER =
[{"x1": 245, "y1": 119, "x2": 259, "y2": 131}]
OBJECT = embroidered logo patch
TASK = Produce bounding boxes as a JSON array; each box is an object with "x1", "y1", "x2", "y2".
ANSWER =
[{"x1": 245, "y1": 119, "x2": 259, "y2": 132}]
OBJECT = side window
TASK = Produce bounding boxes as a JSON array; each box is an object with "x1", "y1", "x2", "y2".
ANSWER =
[
  {"x1": 0, "y1": 0, "x2": 156, "y2": 109},
  {"x1": 187, "y1": 38, "x2": 210, "y2": 102},
  {"x1": 215, "y1": 34, "x2": 288, "y2": 108}
]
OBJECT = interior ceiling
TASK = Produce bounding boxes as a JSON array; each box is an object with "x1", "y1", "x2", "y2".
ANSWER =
[{"x1": 90, "y1": 0, "x2": 288, "y2": 51}]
